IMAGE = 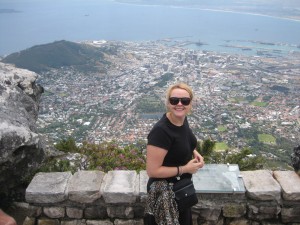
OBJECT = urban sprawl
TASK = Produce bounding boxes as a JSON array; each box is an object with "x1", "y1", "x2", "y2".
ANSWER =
[{"x1": 37, "y1": 40, "x2": 300, "y2": 161}]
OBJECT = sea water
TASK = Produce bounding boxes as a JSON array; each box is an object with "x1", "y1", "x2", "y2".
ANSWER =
[{"x1": 0, "y1": 0, "x2": 300, "y2": 56}]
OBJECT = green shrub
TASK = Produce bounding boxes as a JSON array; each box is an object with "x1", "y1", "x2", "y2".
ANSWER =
[
  {"x1": 44, "y1": 139, "x2": 146, "y2": 173},
  {"x1": 80, "y1": 141, "x2": 146, "y2": 172},
  {"x1": 197, "y1": 139, "x2": 264, "y2": 170}
]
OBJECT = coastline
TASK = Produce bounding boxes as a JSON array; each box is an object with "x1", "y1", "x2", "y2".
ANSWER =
[
  {"x1": 113, "y1": 0, "x2": 300, "y2": 22},
  {"x1": 1, "y1": 0, "x2": 300, "y2": 56}
]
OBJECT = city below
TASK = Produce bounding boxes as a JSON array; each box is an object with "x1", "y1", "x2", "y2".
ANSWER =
[{"x1": 36, "y1": 40, "x2": 300, "y2": 169}]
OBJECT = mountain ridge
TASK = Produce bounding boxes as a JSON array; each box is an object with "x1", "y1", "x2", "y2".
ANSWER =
[{"x1": 1, "y1": 40, "x2": 113, "y2": 73}]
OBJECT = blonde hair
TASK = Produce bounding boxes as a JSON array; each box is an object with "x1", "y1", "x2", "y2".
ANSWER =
[{"x1": 166, "y1": 83, "x2": 194, "y2": 101}]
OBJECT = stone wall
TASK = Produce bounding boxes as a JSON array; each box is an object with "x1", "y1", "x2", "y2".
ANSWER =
[{"x1": 22, "y1": 169, "x2": 300, "y2": 225}]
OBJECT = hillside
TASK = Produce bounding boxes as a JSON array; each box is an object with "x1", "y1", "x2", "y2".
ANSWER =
[{"x1": 1, "y1": 40, "x2": 115, "y2": 73}]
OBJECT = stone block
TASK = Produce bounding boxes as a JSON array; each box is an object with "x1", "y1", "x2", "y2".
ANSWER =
[
  {"x1": 26, "y1": 172, "x2": 72, "y2": 203},
  {"x1": 66, "y1": 207, "x2": 83, "y2": 219},
  {"x1": 247, "y1": 202, "x2": 281, "y2": 221},
  {"x1": 23, "y1": 217, "x2": 36, "y2": 225},
  {"x1": 223, "y1": 203, "x2": 246, "y2": 217},
  {"x1": 86, "y1": 219, "x2": 113, "y2": 225},
  {"x1": 37, "y1": 218, "x2": 60, "y2": 225},
  {"x1": 61, "y1": 220, "x2": 86, "y2": 225},
  {"x1": 193, "y1": 200, "x2": 222, "y2": 222},
  {"x1": 114, "y1": 219, "x2": 144, "y2": 225},
  {"x1": 139, "y1": 170, "x2": 148, "y2": 195},
  {"x1": 12, "y1": 202, "x2": 42, "y2": 217},
  {"x1": 107, "y1": 206, "x2": 134, "y2": 219},
  {"x1": 43, "y1": 206, "x2": 65, "y2": 218},
  {"x1": 68, "y1": 170, "x2": 105, "y2": 203},
  {"x1": 227, "y1": 218, "x2": 250, "y2": 225},
  {"x1": 102, "y1": 170, "x2": 138, "y2": 203},
  {"x1": 273, "y1": 171, "x2": 300, "y2": 201},
  {"x1": 84, "y1": 206, "x2": 107, "y2": 219},
  {"x1": 241, "y1": 170, "x2": 281, "y2": 202},
  {"x1": 281, "y1": 206, "x2": 300, "y2": 223}
]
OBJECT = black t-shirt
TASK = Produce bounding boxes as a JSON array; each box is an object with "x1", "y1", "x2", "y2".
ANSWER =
[{"x1": 147, "y1": 113, "x2": 197, "y2": 168}]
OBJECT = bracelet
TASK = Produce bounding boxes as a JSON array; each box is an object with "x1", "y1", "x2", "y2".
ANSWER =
[
  {"x1": 178, "y1": 166, "x2": 183, "y2": 176},
  {"x1": 176, "y1": 166, "x2": 180, "y2": 177}
]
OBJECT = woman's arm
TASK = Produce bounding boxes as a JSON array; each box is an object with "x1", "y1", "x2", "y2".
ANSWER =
[
  {"x1": 146, "y1": 145, "x2": 178, "y2": 178},
  {"x1": 146, "y1": 145, "x2": 204, "y2": 178}
]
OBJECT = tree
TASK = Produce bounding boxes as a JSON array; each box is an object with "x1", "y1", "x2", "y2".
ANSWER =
[
  {"x1": 197, "y1": 139, "x2": 216, "y2": 156},
  {"x1": 54, "y1": 137, "x2": 79, "y2": 153},
  {"x1": 197, "y1": 139, "x2": 264, "y2": 170},
  {"x1": 225, "y1": 148, "x2": 265, "y2": 171}
]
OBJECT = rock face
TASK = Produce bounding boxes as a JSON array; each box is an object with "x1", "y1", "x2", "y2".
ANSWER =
[
  {"x1": 291, "y1": 145, "x2": 300, "y2": 174},
  {"x1": 0, "y1": 62, "x2": 46, "y2": 202}
]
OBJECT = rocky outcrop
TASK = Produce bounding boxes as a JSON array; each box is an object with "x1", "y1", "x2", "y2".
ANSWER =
[
  {"x1": 291, "y1": 145, "x2": 300, "y2": 175},
  {"x1": 0, "y1": 62, "x2": 46, "y2": 203}
]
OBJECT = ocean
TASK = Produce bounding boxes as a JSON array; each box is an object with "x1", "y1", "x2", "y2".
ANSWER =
[{"x1": 1, "y1": 0, "x2": 300, "y2": 56}]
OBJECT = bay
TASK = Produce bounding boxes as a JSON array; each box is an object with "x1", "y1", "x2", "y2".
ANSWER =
[{"x1": 0, "y1": 0, "x2": 300, "y2": 56}]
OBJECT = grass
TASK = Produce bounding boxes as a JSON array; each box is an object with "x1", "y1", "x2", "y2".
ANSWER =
[
  {"x1": 251, "y1": 101, "x2": 268, "y2": 107},
  {"x1": 258, "y1": 133, "x2": 276, "y2": 144},
  {"x1": 215, "y1": 142, "x2": 229, "y2": 151},
  {"x1": 217, "y1": 125, "x2": 227, "y2": 132}
]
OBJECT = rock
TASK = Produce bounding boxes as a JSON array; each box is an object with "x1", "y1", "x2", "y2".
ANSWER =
[
  {"x1": 26, "y1": 172, "x2": 72, "y2": 204},
  {"x1": 68, "y1": 170, "x2": 105, "y2": 203},
  {"x1": 273, "y1": 171, "x2": 300, "y2": 201},
  {"x1": 291, "y1": 145, "x2": 300, "y2": 175},
  {"x1": 240, "y1": 170, "x2": 281, "y2": 202},
  {"x1": 0, "y1": 62, "x2": 46, "y2": 203},
  {"x1": 102, "y1": 170, "x2": 139, "y2": 204}
]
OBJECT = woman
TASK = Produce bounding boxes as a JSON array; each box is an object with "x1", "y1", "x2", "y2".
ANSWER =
[{"x1": 145, "y1": 83, "x2": 204, "y2": 225}]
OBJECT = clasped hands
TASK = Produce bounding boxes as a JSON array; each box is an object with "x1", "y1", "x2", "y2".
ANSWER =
[{"x1": 184, "y1": 151, "x2": 204, "y2": 174}]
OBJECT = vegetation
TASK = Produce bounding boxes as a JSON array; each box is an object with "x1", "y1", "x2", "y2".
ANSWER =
[
  {"x1": 197, "y1": 139, "x2": 264, "y2": 170},
  {"x1": 215, "y1": 142, "x2": 229, "y2": 151},
  {"x1": 270, "y1": 85, "x2": 289, "y2": 94},
  {"x1": 251, "y1": 101, "x2": 268, "y2": 107},
  {"x1": 39, "y1": 138, "x2": 146, "y2": 173},
  {"x1": 136, "y1": 95, "x2": 165, "y2": 113},
  {"x1": 225, "y1": 148, "x2": 265, "y2": 171},
  {"x1": 258, "y1": 133, "x2": 276, "y2": 144},
  {"x1": 1, "y1": 40, "x2": 111, "y2": 73},
  {"x1": 155, "y1": 72, "x2": 174, "y2": 87},
  {"x1": 37, "y1": 133, "x2": 278, "y2": 174},
  {"x1": 217, "y1": 125, "x2": 227, "y2": 132}
]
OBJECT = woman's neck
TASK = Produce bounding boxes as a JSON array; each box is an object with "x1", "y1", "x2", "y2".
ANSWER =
[{"x1": 167, "y1": 112, "x2": 185, "y2": 126}]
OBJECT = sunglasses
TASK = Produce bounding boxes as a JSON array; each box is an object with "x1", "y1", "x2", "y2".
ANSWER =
[{"x1": 169, "y1": 97, "x2": 191, "y2": 106}]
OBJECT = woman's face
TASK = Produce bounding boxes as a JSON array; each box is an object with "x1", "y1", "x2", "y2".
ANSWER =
[{"x1": 168, "y1": 88, "x2": 192, "y2": 118}]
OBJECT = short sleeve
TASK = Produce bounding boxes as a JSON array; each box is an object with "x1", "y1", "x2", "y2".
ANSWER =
[{"x1": 147, "y1": 126, "x2": 172, "y2": 151}]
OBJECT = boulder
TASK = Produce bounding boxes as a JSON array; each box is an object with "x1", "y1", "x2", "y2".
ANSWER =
[
  {"x1": 291, "y1": 145, "x2": 300, "y2": 175},
  {"x1": 0, "y1": 62, "x2": 45, "y2": 204}
]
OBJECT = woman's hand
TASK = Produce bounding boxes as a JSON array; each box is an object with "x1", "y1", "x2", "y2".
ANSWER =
[
  {"x1": 182, "y1": 159, "x2": 201, "y2": 174},
  {"x1": 193, "y1": 150, "x2": 204, "y2": 166},
  {"x1": 181, "y1": 150, "x2": 204, "y2": 174}
]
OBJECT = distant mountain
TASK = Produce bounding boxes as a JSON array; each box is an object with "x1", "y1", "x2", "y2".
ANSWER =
[{"x1": 1, "y1": 40, "x2": 113, "y2": 73}]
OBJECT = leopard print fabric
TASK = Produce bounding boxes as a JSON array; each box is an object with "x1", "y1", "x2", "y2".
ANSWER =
[{"x1": 145, "y1": 180, "x2": 180, "y2": 225}]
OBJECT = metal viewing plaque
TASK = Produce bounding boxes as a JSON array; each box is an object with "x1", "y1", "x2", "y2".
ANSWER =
[{"x1": 193, "y1": 164, "x2": 245, "y2": 194}]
